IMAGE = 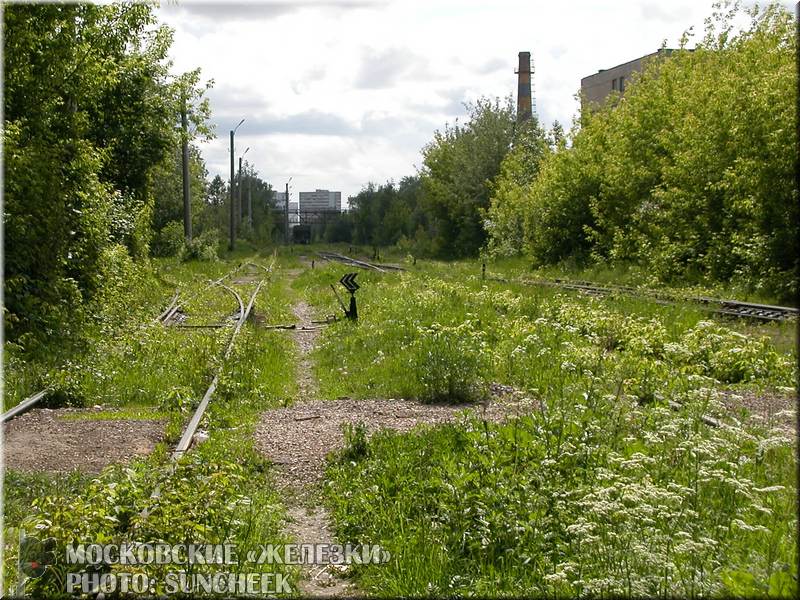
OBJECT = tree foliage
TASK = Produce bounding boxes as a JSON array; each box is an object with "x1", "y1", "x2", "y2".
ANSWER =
[
  {"x1": 344, "y1": 98, "x2": 518, "y2": 258},
  {"x1": 3, "y1": 3, "x2": 210, "y2": 343},
  {"x1": 483, "y1": 118, "x2": 552, "y2": 258},
  {"x1": 420, "y1": 97, "x2": 517, "y2": 257},
  {"x1": 486, "y1": 2, "x2": 797, "y2": 299},
  {"x1": 348, "y1": 177, "x2": 428, "y2": 250}
]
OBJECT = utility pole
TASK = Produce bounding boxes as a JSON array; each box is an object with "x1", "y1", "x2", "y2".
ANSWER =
[
  {"x1": 237, "y1": 147, "x2": 249, "y2": 233},
  {"x1": 237, "y1": 156, "x2": 243, "y2": 230},
  {"x1": 285, "y1": 177, "x2": 292, "y2": 245},
  {"x1": 181, "y1": 96, "x2": 191, "y2": 241},
  {"x1": 229, "y1": 119, "x2": 245, "y2": 251},
  {"x1": 248, "y1": 174, "x2": 253, "y2": 229}
]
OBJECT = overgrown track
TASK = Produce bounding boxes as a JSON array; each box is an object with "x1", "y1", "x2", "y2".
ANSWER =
[
  {"x1": 488, "y1": 276, "x2": 798, "y2": 322},
  {"x1": 143, "y1": 265, "x2": 270, "y2": 513},
  {"x1": 171, "y1": 278, "x2": 264, "y2": 460},
  {"x1": 1, "y1": 260, "x2": 264, "y2": 424},
  {"x1": 317, "y1": 251, "x2": 406, "y2": 272},
  {"x1": 161, "y1": 260, "x2": 260, "y2": 326}
]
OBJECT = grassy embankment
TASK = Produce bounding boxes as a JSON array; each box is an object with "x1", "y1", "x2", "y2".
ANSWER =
[
  {"x1": 3, "y1": 248, "x2": 301, "y2": 596},
  {"x1": 292, "y1": 256, "x2": 796, "y2": 597}
]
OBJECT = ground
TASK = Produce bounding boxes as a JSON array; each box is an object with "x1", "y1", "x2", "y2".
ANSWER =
[
  {"x1": 2, "y1": 248, "x2": 796, "y2": 598},
  {"x1": 3, "y1": 407, "x2": 165, "y2": 473}
]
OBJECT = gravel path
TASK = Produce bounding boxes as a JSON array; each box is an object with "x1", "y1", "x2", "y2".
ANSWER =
[
  {"x1": 3, "y1": 408, "x2": 165, "y2": 473},
  {"x1": 255, "y1": 392, "x2": 533, "y2": 488},
  {"x1": 719, "y1": 388, "x2": 796, "y2": 435},
  {"x1": 292, "y1": 301, "x2": 320, "y2": 402},
  {"x1": 257, "y1": 271, "x2": 537, "y2": 597}
]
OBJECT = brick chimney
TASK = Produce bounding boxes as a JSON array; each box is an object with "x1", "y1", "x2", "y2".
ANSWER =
[{"x1": 516, "y1": 51, "x2": 532, "y2": 123}]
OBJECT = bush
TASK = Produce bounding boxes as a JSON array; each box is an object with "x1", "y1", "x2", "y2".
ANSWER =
[
  {"x1": 486, "y1": 3, "x2": 797, "y2": 296},
  {"x1": 151, "y1": 220, "x2": 185, "y2": 257},
  {"x1": 183, "y1": 228, "x2": 219, "y2": 262},
  {"x1": 410, "y1": 320, "x2": 490, "y2": 403}
]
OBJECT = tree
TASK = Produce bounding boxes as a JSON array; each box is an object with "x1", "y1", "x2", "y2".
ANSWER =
[
  {"x1": 420, "y1": 97, "x2": 516, "y2": 257},
  {"x1": 2, "y1": 3, "x2": 202, "y2": 342},
  {"x1": 484, "y1": 118, "x2": 551, "y2": 257},
  {"x1": 485, "y1": 1, "x2": 797, "y2": 299}
]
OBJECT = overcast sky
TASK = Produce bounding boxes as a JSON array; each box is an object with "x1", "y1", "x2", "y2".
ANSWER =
[{"x1": 156, "y1": 0, "x2": 790, "y2": 203}]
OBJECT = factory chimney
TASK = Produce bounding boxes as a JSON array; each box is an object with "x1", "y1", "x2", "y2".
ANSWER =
[{"x1": 516, "y1": 51, "x2": 533, "y2": 124}]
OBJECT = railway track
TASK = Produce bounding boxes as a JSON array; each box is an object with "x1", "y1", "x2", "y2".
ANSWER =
[
  {"x1": 1, "y1": 260, "x2": 270, "y2": 424},
  {"x1": 315, "y1": 251, "x2": 793, "y2": 322},
  {"x1": 488, "y1": 276, "x2": 798, "y2": 322},
  {"x1": 143, "y1": 270, "x2": 268, "y2": 513},
  {"x1": 317, "y1": 251, "x2": 405, "y2": 272},
  {"x1": 171, "y1": 278, "x2": 264, "y2": 460}
]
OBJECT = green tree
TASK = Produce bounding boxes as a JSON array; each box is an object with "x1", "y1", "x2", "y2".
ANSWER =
[
  {"x1": 420, "y1": 97, "x2": 516, "y2": 257},
  {"x1": 2, "y1": 3, "x2": 205, "y2": 342},
  {"x1": 484, "y1": 118, "x2": 551, "y2": 257},
  {"x1": 486, "y1": 1, "x2": 797, "y2": 299}
]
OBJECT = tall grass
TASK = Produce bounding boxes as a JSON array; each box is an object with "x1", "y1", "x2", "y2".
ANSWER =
[
  {"x1": 3, "y1": 255, "x2": 300, "y2": 596},
  {"x1": 310, "y1": 263, "x2": 795, "y2": 596},
  {"x1": 326, "y1": 397, "x2": 797, "y2": 596},
  {"x1": 303, "y1": 269, "x2": 794, "y2": 404}
]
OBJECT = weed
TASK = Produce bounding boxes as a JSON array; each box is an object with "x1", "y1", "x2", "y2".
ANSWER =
[{"x1": 341, "y1": 422, "x2": 370, "y2": 462}]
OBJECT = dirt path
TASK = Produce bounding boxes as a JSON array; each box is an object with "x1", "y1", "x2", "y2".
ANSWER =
[
  {"x1": 3, "y1": 408, "x2": 165, "y2": 473},
  {"x1": 292, "y1": 300, "x2": 320, "y2": 403},
  {"x1": 255, "y1": 267, "x2": 358, "y2": 597},
  {"x1": 256, "y1": 394, "x2": 529, "y2": 487},
  {"x1": 255, "y1": 268, "x2": 537, "y2": 596}
]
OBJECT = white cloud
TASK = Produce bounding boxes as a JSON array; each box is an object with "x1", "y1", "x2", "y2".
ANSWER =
[{"x1": 157, "y1": 0, "x2": 778, "y2": 200}]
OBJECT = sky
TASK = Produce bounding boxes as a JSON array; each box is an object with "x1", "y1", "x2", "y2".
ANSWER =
[{"x1": 156, "y1": 0, "x2": 792, "y2": 204}]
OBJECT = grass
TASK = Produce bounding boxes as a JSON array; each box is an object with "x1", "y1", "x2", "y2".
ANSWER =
[
  {"x1": 325, "y1": 409, "x2": 797, "y2": 596},
  {"x1": 499, "y1": 258, "x2": 796, "y2": 308},
  {"x1": 301, "y1": 265, "x2": 795, "y2": 406},
  {"x1": 57, "y1": 407, "x2": 169, "y2": 421},
  {"x1": 302, "y1": 258, "x2": 797, "y2": 596},
  {"x1": 3, "y1": 246, "x2": 796, "y2": 597},
  {"x1": 2, "y1": 251, "x2": 301, "y2": 597}
]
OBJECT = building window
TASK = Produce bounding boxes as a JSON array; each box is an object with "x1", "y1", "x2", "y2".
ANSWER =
[
  {"x1": 612, "y1": 78, "x2": 617, "y2": 91},
  {"x1": 619, "y1": 76, "x2": 625, "y2": 92}
]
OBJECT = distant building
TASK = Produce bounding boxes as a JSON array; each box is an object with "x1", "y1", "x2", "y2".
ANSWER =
[
  {"x1": 288, "y1": 201, "x2": 299, "y2": 225},
  {"x1": 580, "y1": 49, "x2": 679, "y2": 110},
  {"x1": 272, "y1": 190, "x2": 288, "y2": 205},
  {"x1": 299, "y1": 189, "x2": 341, "y2": 213}
]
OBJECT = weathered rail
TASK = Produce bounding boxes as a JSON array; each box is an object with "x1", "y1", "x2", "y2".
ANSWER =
[
  {"x1": 317, "y1": 251, "x2": 406, "y2": 273},
  {"x1": 488, "y1": 276, "x2": 798, "y2": 322},
  {"x1": 140, "y1": 265, "x2": 271, "y2": 515},
  {"x1": 154, "y1": 291, "x2": 180, "y2": 323},
  {"x1": 171, "y1": 280, "x2": 262, "y2": 460},
  {"x1": 1, "y1": 260, "x2": 265, "y2": 424},
  {"x1": 160, "y1": 261, "x2": 251, "y2": 326},
  {"x1": 0, "y1": 389, "x2": 49, "y2": 425}
]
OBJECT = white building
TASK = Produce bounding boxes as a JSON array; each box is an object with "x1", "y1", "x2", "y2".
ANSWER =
[
  {"x1": 288, "y1": 201, "x2": 299, "y2": 225},
  {"x1": 298, "y1": 189, "x2": 341, "y2": 212}
]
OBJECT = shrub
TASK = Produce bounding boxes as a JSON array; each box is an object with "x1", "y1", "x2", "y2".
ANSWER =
[
  {"x1": 151, "y1": 220, "x2": 185, "y2": 257},
  {"x1": 486, "y1": 3, "x2": 797, "y2": 296},
  {"x1": 183, "y1": 228, "x2": 219, "y2": 262},
  {"x1": 410, "y1": 320, "x2": 490, "y2": 403}
]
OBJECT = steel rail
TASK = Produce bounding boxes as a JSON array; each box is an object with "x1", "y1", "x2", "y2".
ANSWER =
[
  {"x1": 155, "y1": 291, "x2": 180, "y2": 323},
  {"x1": 0, "y1": 389, "x2": 49, "y2": 424},
  {"x1": 668, "y1": 400, "x2": 721, "y2": 428},
  {"x1": 317, "y1": 251, "x2": 386, "y2": 273},
  {"x1": 2, "y1": 263, "x2": 261, "y2": 424},
  {"x1": 317, "y1": 251, "x2": 405, "y2": 272},
  {"x1": 159, "y1": 262, "x2": 247, "y2": 326},
  {"x1": 171, "y1": 279, "x2": 263, "y2": 460},
  {"x1": 488, "y1": 276, "x2": 797, "y2": 322}
]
